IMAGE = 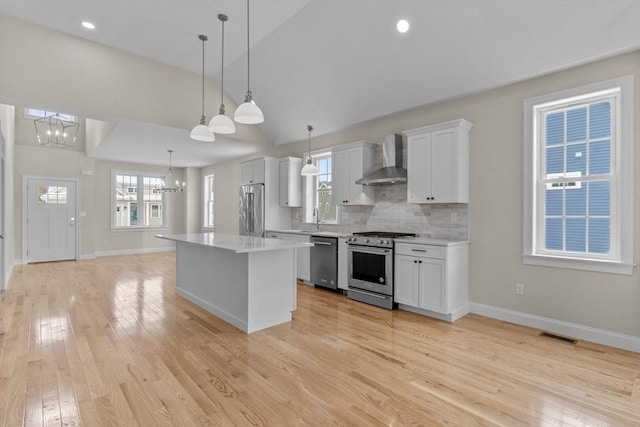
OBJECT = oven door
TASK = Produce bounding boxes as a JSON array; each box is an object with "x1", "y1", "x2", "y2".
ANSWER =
[{"x1": 348, "y1": 245, "x2": 393, "y2": 295}]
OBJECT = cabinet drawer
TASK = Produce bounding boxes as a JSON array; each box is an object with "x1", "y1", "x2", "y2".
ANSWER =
[{"x1": 395, "y1": 244, "x2": 446, "y2": 259}]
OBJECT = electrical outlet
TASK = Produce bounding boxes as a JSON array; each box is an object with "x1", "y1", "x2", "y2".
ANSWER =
[
  {"x1": 516, "y1": 283, "x2": 525, "y2": 295},
  {"x1": 451, "y1": 212, "x2": 457, "y2": 222}
]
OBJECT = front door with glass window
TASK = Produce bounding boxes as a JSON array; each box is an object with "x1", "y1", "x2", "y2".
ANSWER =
[{"x1": 26, "y1": 178, "x2": 77, "y2": 263}]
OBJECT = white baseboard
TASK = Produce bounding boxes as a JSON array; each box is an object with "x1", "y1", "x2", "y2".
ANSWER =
[
  {"x1": 14, "y1": 246, "x2": 174, "y2": 264},
  {"x1": 94, "y1": 246, "x2": 175, "y2": 257},
  {"x1": 470, "y1": 302, "x2": 640, "y2": 353},
  {"x1": 398, "y1": 304, "x2": 470, "y2": 323}
]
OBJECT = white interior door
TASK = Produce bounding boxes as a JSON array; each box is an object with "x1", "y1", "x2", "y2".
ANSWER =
[{"x1": 26, "y1": 178, "x2": 77, "y2": 263}]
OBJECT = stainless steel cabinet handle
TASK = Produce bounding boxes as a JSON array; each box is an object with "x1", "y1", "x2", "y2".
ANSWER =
[{"x1": 411, "y1": 248, "x2": 427, "y2": 252}]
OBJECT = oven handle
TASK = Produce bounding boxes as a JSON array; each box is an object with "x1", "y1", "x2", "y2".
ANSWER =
[
  {"x1": 349, "y1": 288, "x2": 388, "y2": 300},
  {"x1": 347, "y1": 245, "x2": 391, "y2": 255}
]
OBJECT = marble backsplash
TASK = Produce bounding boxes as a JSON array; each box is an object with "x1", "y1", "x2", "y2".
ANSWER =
[{"x1": 291, "y1": 184, "x2": 469, "y2": 240}]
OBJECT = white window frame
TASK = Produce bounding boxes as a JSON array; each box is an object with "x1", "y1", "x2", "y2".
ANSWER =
[
  {"x1": 110, "y1": 169, "x2": 168, "y2": 230},
  {"x1": 304, "y1": 150, "x2": 340, "y2": 225},
  {"x1": 203, "y1": 174, "x2": 215, "y2": 230},
  {"x1": 523, "y1": 75, "x2": 634, "y2": 275},
  {"x1": 24, "y1": 108, "x2": 76, "y2": 122}
]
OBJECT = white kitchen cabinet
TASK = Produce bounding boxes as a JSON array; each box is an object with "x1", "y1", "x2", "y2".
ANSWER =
[
  {"x1": 394, "y1": 241, "x2": 469, "y2": 321},
  {"x1": 405, "y1": 119, "x2": 473, "y2": 204},
  {"x1": 331, "y1": 141, "x2": 375, "y2": 206},
  {"x1": 337, "y1": 237, "x2": 349, "y2": 290},
  {"x1": 241, "y1": 158, "x2": 266, "y2": 185},
  {"x1": 284, "y1": 233, "x2": 311, "y2": 283},
  {"x1": 268, "y1": 232, "x2": 311, "y2": 283},
  {"x1": 279, "y1": 157, "x2": 302, "y2": 207}
]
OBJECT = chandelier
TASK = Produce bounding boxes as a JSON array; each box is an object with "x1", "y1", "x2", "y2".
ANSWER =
[
  {"x1": 34, "y1": 113, "x2": 79, "y2": 148},
  {"x1": 154, "y1": 150, "x2": 185, "y2": 193}
]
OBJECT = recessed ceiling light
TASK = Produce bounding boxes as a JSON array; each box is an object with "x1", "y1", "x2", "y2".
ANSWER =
[
  {"x1": 396, "y1": 19, "x2": 409, "y2": 33},
  {"x1": 81, "y1": 21, "x2": 96, "y2": 30}
]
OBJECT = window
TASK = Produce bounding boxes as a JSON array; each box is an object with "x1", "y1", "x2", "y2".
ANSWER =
[
  {"x1": 305, "y1": 152, "x2": 339, "y2": 224},
  {"x1": 111, "y1": 170, "x2": 167, "y2": 229},
  {"x1": 524, "y1": 75, "x2": 634, "y2": 274},
  {"x1": 203, "y1": 174, "x2": 215, "y2": 228},
  {"x1": 25, "y1": 108, "x2": 76, "y2": 122}
]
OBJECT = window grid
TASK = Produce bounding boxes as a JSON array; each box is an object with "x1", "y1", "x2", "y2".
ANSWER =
[
  {"x1": 113, "y1": 171, "x2": 166, "y2": 229},
  {"x1": 204, "y1": 174, "x2": 215, "y2": 228},
  {"x1": 538, "y1": 94, "x2": 615, "y2": 258}
]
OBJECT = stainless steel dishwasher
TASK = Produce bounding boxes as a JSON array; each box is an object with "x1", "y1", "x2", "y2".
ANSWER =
[{"x1": 310, "y1": 236, "x2": 338, "y2": 290}]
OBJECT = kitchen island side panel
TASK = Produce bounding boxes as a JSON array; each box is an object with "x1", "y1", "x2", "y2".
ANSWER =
[
  {"x1": 175, "y1": 241, "x2": 250, "y2": 332},
  {"x1": 247, "y1": 249, "x2": 297, "y2": 333}
]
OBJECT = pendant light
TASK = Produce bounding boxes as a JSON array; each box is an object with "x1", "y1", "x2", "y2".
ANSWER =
[
  {"x1": 234, "y1": 0, "x2": 264, "y2": 124},
  {"x1": 154, "y1": 150, "x2": 186, "y2": 193},
  {"x1": 209, "y1": 14, "x2": 236, "y2": 134},
  {"x1": 190, "y1": 35, "x2": 216, "y2": 142},
  {"x1": 301, "y1": 125, "x2": 318, "y2": 176}
]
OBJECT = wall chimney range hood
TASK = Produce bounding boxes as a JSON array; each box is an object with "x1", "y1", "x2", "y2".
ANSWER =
[{"x1": 355, "y1": 134, "x2": 407, "y2": 185}]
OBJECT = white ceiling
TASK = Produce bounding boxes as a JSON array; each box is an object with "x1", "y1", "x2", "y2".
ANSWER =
[{"x1": 1, "y1": 0, "x2": 639, "y2": 167}]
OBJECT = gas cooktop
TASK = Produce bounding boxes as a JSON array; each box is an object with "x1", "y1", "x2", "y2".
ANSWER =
[
  {"x1": 347, "y1": 231, "x2": 416, "y2": 248},
  {"x1": 352, "y1": 231, "x2": 417, "y2": 238}
]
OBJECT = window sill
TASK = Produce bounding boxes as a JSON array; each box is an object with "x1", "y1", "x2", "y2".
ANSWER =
[
  {"x1": 522, "y1": 254, "x2": 635, "y2": 275},
  {"x1": 111, "y1": 226, "x2": 168, "y2": 232}
]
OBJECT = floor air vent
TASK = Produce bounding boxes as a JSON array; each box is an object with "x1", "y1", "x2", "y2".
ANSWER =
[{"x1": 539, "y1": 331, "x2": 578, "y2": 345}]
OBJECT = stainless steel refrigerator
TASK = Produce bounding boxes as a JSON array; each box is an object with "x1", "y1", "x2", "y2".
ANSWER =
[{"x1": 239, "y1": 184, "x2": 265, "y2": 237}]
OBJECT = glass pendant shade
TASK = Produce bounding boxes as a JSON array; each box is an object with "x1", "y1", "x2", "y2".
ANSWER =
[
  {"x1": 209, "y1": 113, "x2": 236, "y2": 134},
  {"x1": 235, "y1": 0, "x2": 264, "y2": 125},
  {"x1": 191, "y1": 34, "x2": 215, "y2": 142},
  {"x1": 301, "y1": 160, "x2": 318, "y2": 176},
  {"x1": 209, "y1": 14, "x2": 236, "y2": 134},
  {"x1": 234, "y1": 97, "x2": 264, "y2": 124},
  {"x1": 300, "y1": 124, "x2": 318, "y2": 176},
  {"x1": 190, "y1": 122, "x2": 215, "y2": 141}
]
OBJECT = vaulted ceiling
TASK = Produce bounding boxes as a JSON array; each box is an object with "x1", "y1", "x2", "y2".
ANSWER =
[{"x1": 1, "y1": 0, "x2": 639, "y2": 167}]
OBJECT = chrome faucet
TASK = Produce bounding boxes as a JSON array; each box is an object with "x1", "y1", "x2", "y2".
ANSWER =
[{"x1": 314, "y1": 208, "x2": 321, "y2": 230}]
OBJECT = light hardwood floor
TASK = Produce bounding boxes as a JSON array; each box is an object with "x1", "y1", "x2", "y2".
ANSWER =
[{"x1": 0, "y1": 252, "x2": 638, "y2": 426}]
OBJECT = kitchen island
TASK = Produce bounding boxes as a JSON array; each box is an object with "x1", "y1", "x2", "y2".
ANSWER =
[{"x1": 156, "y1": 233, "x2": 313, "y2": 333}]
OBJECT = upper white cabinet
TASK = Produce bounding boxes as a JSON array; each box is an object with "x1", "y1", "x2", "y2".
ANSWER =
[
  {"x1": 405, "y1": 119, "x2": 473, "y2": 204},
  {"x1": 331, "y1": 141, "x2": 376, "y2": 206},
  {"x1": 279, "y1": 157, "x2": 302, "y2": 207},
  {"x1": 241, "y1": 158, "x2": 266, "y2": 185}
]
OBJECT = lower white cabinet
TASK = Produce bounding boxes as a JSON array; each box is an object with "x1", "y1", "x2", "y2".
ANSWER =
[
  {"x1": 337, "y1": 238, "x2": 349, "y2": 290},
  {"x1": 394, "y1": 242, "x2": 469, "y2": 321},
  {"x1": 273, "y1": 232, "x2": 311, "y2": 283}
]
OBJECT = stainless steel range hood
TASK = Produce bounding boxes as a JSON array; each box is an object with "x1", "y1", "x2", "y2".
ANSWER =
[{"x1": 355, "y1": 134, "x2": 407, "y2": 185}]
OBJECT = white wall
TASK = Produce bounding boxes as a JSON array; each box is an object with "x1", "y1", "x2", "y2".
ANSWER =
[
  {"x1": 0, "y1": 14, "x2": 270, "y2": 147},
  {"x1": 207, "y1": 51, "x2": 640, "y2": 338},
  {"x1": 0, "y1": 104, "x2": 16, "y2": 289}
]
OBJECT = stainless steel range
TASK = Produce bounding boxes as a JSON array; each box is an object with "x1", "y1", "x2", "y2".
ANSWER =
[{"x1": 346, "y1": 231, "x2": 416, "y2": 309}]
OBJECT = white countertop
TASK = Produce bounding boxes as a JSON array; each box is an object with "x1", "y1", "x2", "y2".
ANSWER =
[
  {"x1": 267, "y1": 229, "x2": 352, "y2": 238},
  {"x1": 394, "y1": 236, "x2": 470, "y2": 246},
  {"x1": 156, "y1": 233, "x2": 314, "y2": 254}
]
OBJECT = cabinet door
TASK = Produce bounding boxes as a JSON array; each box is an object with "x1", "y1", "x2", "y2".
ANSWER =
[
  {"x1": 337, "y1": 238, "x2": 348, "y2": 290},
  {"x1": 407, "y1": 132, "x2": 431, "y2": 203},
  {"x1": 431, "y1": 128, "x2": 458, "y2": 203},
  {"x1": 279, "y1": 160, "x2": 289, "y2": 206},
  {"x1": 241, "y1": 159, "x2": 265, "y2": 185},
  {"x1": 346, "y1": 148, "x2": 364, "y2": 203},
  {"x1": 331, "y1": 149, "x2": 349, "y2": 205},
  {"x1": 394, "y1": 255, "x2": 420, "y2": 306},
  {"x1": 419, "y1": 257, "x2": 446, "y2": 313}
]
